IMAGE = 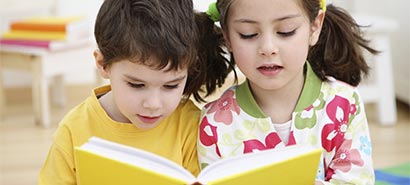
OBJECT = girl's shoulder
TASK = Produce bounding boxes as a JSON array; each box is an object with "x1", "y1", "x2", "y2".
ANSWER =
[
  {"x1": 203, "y1": 85, "x2": 238, "y2": 109},
  {"x1": 321, "y1": 76, "x2": 362, "y2": 99}
]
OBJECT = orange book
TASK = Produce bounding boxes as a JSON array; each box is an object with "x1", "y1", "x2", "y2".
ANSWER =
[
  {"x1": 9, "y1": 16, "x2": 89, "y2": 33},
  {"x1": 11, "y1": 22, "x2": 71, "y2": 32}
]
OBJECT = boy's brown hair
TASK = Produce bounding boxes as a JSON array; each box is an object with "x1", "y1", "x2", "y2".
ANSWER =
[{"x1": 94, "y1": 0, "x2": 233, "y2": 101}]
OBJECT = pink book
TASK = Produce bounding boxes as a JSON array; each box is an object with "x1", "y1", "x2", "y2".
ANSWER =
[
  {"x1": 0, "y1": 39, "x2": 50, "y2": 48},
  {"x1": 0, "y1": 38, "x2": 91, "y2": 51}
]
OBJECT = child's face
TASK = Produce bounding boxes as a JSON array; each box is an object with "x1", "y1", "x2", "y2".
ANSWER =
[
  {"x1": 104, "y1": 59, "x2": 188, "y2": 129},
  {"x1": 224, "y1": 0, "x2": 323, "y2": 91}
]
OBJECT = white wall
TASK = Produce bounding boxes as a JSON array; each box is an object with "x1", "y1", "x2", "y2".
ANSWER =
[
  {"x1": 337, "y1": 0, "x2": 409, "y2": 103},
  {"x1": 1, "y1": 0, "x2": 409, "y2": 103}
]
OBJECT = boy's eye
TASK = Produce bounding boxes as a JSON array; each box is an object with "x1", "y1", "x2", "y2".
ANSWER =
[
  {"x1": 239, "y1": 33, "x2": 257, "y2": 39},
  {"x1": 277, "y1": 29, "x2": 296, "y2": 37},
  {"x1": 128, "y1": 82, "x2": 144, "y2": 88},
  {"x1": 164, "y1": 84, "x2": 179, "y2": 89}
]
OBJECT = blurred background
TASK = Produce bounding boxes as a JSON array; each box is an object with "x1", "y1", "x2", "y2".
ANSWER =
[
  {"x1": 0, "y1": 0, "x2": 408, "y2": 104},
  {"x1": 0, "y1": 0, "x2": 409, "y2": 184}
]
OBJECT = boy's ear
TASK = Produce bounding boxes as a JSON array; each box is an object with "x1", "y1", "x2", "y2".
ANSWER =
[
  {"x1": 94, "y1": 49, "x2": 110, "y2": 79},
  {"x1": 309, "y1": 10, "x2": 325, "y2": 46}
]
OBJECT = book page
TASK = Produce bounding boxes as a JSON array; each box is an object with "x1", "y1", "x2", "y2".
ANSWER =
[
  {"x1": 197, "y1": 144, "x2": 321, "y2": 183},
  {"x1": 81, "y1": 137, "x2": 196, "y2": 183}
]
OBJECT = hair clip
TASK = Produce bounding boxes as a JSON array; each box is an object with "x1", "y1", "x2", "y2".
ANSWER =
[
  {"x1": 320, "y1": 0, "x2": 327, "y2": 12},
  {"x1": 206, "y1": 2, "x2": 220, "y2": 22}
]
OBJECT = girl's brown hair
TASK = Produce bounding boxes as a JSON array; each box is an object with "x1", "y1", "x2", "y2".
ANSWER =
[{"x1": 196, "y1": 0, "x2": 379, "y2": 87}]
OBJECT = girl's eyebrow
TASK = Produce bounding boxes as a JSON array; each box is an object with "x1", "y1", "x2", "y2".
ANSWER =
[
  {"x1": 124, "y1": 74, "x2": 186, "y2": 83},
  {"x1": 233, "y1": 14, "x2": 302, "y2": 24}
]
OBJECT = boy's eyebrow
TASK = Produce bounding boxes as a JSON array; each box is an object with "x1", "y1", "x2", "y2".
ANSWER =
[
  {"x1": 125, "y1": 74, "x2": 186, "y2": 83},
  {"x1": 165, "y1": 75, "x2": 187, "y2": 83},
  {"x1": 233, "y1": 14, "x2": 302, "y2": 24}
]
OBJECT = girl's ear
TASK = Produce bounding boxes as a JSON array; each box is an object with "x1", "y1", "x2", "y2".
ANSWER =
[
  {"x1": 222, "y1": 31, "x2": 233, "y2": 52},
  {"x1": 94, "y1": 49, "x2": 110, "y2": 79},
  {"x1": 309, "y1": 10, "x2": 325, "y2": 46}
]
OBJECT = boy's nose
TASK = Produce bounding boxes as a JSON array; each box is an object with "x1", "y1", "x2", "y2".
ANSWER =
[{"x1": 142, "y1": 93, "x2": 162, "y2": 110}]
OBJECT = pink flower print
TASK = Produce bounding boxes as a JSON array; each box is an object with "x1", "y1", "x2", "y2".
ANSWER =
[
  {"x1": 207, "y1": 90, "x2": 240, "y2": 125},
  {"x1": 321, "y1": 96, "x2": 352, "y2": 152},
  {"x1": 325, "y1": 168, "x2": 335, "y2": 181},
  {"x1": 306, "y1": 105, "x2": 314, "y2": 111},
  {"x1": 199, "y1": 117, "x2": 221, "y2": 157},
  {"x1": 243, "y1": 132, "x2": 281, "y2": 153},
  {"x1": 350, "y1": 104, "x2": 357, "y2": 115},
  {"x1": 285, "y1": 131, "x2": 296, "y2": 146},
  {"x1": 331, "y1": 139, "x2": 364, "y2": 172},
  {"x1": 243, "y1": 140, "x2": 267, "y2": 153},
  {"x1": 264, "y1": 132, "x2": 282, "y2": 148}
]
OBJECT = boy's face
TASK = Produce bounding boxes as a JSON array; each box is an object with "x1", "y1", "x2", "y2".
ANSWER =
[{"x1": 99, "y1": 56, "x2": 188, "y2": 130}]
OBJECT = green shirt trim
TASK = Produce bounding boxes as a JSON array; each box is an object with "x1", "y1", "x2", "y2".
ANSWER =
[{"x1": 236, "y1": 62, "x2": 322, "y2": 118}]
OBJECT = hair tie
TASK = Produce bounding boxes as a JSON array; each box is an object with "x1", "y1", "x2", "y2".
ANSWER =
[
  {"x1": 206, "y1": 2, "x2": 220, "y2": 22},
  {"x1": 320, "y1": 0, "x2": 327, "y2": 12}
]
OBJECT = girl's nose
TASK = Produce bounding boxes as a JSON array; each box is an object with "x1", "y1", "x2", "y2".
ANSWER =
[{"x1": 258, "y1": 35, "x2": 278, "y2": 56}]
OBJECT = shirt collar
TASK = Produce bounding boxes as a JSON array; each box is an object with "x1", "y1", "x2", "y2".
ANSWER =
[{"x1": 236, "y1": 62, "x2": 322, "y2": 118}]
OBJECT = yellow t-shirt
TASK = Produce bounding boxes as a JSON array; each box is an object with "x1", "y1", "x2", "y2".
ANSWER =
[{"x1": 38, "y1": 85, "x2": 200, "y2": 184}]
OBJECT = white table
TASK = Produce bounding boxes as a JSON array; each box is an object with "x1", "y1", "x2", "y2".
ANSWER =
[{"x1": 0, "y1": 44, "x2": 96, "y2": 128}]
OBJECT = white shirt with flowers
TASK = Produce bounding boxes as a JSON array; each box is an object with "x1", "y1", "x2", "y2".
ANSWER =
[{"x1": 198, "y1": 64, "x2": 374, "y2": 184}]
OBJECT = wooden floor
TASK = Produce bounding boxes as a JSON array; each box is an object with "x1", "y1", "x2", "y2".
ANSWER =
[{"x1": 0, "y1": 84, "x2": 409, "y2": 185}]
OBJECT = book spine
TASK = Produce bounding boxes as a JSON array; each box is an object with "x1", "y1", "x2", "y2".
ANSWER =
[
  {"x1": 10, "y1": 23, "x2": 67, "y2": 32},
  {"x1": 24, "y1": 16, "x2": 84, "y2": 23},
  {"x1": 0, "y1": 39, "x2": 50, "y2": 48},
  {"x1": 1, "y1": 31, "x2": 67, "y2": 41}
]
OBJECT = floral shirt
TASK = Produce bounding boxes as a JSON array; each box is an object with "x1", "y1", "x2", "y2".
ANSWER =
[{"x1": 198, "y1": 64, "x2": 374, "y2": 184}]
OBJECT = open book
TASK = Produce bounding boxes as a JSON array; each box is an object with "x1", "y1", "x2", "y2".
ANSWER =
[{"x1": 75, "y1": 137, "x2": 322, "y2": 185}]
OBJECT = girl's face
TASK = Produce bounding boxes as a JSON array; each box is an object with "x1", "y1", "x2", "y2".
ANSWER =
[
  {"x1": 98, "y1": 55, "x2": 188, "y2": 130},
  {"x1": 224, "y1": 0, "x2": 323, "y2": 91}
]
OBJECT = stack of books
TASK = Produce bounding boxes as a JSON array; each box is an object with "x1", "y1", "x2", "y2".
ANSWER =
[{"x1": 0, "y1": 16, "x2": 92, "y2": 51}]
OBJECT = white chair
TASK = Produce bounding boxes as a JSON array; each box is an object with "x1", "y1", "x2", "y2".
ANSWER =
[
  {"x1": 0, "y1": 44, "x2": 96, "y2": 128},
  {"x1": 354, "y1": 14, "x2": 399, "y2": 125}
]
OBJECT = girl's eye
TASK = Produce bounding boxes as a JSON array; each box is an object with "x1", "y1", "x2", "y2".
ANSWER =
[
  {"x1": 277, "y1": 29, "x2": 296, "y2": 37},
  {"x1": 164, "y1": 84, "x2": 179, "y2": 89},
  {"x1": 239, "y1": 33, "x2": 257, "y2": 39},
  {"x1": 128, "y1": 82, "x2": 144, "y2": 88}
]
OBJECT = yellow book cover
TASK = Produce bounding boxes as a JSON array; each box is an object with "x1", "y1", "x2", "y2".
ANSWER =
[
  {"x1": 1, "y1": 30, "x2": 67, "y2": 41},
  {"x1": 75, "y1": 137, "x2": 322, "y2": 185},
  {"x1": 1, "y1": 29, "x2": 90, "y2": 41},
  {"x1": 21, "y1": 16, "x2": 85, "y2": 24}
]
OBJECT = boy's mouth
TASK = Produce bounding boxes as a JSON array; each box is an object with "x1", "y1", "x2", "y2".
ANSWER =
[{"x1": 137, "y1": 115, "x2": 161, "y2": 124}]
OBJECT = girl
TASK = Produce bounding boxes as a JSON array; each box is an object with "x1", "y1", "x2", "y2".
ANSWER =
[{"x1": 197, "y1": 0, "x2": 377, "y2": 184}]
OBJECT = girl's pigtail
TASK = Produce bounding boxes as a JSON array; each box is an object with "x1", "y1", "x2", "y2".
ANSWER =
[
  {"x1": 308, "y1": 4, "x2": 379, "y2": 86},
  {"x1": 192, "y1": 12, "x2": 236, "y2": 102}
]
